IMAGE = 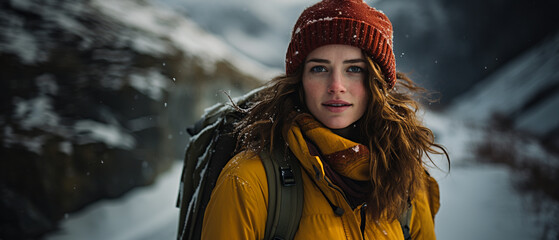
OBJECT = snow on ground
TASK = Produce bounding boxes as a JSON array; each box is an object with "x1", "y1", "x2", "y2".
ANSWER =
[
  {"x1": 45, "y1": 162, "x2": 182, "y2": 240},
  {"x1": 426, "y1": 110, "x2": 542, "y2": 239},
  {"x1": 433, "y1": 165, "x2": 540, "y2": 240}
]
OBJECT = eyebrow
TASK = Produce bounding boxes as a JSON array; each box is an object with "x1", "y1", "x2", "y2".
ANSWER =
[{"x1": 306, "y1": 58, "x2": 366, "y2": 64}]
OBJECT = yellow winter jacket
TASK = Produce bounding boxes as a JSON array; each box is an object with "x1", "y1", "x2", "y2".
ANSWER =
[{"x1": 201, "y1": 119, "x2": 440, "y2": 239}]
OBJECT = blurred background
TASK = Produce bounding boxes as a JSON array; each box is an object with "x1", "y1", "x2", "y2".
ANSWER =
[{"x1": 1, "y1": 0, "x2": 558, "y2": 239}]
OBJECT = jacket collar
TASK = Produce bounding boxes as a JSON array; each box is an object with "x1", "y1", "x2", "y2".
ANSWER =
[{"x1": 284, "y1": 114, "x2": 370, "y2": 181}]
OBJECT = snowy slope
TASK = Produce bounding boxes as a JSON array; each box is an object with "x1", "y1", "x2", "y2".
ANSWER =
[
  {"x1": 91, "y1": 0, "x2": 279, "y2": 80},
  {"x1": 46, "y1": 162, "x2": 182, "y2": 240},
  {"x1": 422, "y1": 111, "x2": 544, "y2": 239},
  {"x1": 156, "y1": 0, "x2": 314, "y2": 68},
  {"x1": 447, "y1": 31, "x2": 559, "y2": 138},
  {"x1": 424, "y1": 31, "x2": 559, "y2": 239}
]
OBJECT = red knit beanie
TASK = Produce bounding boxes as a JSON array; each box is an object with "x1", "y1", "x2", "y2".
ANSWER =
[{"x1": 286, "y1": 0, "x2": 396, "y2": 89}]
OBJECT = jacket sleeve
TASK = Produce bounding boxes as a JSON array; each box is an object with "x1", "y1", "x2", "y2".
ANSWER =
[
  {"x1": 409, "y1": 173, "x2": 440, "y2": 240},
  {"x1": 201, "y1": 153, "x2": 268, "y2": 240}
]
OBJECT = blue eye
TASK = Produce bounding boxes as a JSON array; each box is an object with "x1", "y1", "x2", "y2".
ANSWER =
[
  {"x1": 310, "y1": 66, "x2": 327, "y2": 73},
  {"x1": 347, "y1": 66, "x2": 364, "y2": 73}
]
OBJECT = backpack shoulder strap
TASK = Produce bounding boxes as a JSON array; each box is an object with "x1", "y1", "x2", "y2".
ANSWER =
[{"x1": 260, "y1": 147, "x2": 304, "y2": 240}]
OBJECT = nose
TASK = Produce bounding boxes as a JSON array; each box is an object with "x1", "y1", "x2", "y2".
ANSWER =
[{"x1": 327, "y1": 70, "x2": 346, "y2": 94}]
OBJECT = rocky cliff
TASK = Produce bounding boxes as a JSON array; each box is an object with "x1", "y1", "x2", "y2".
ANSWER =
[{"x1": 0, "y1": 0, "x2": 262, "y2": 238}]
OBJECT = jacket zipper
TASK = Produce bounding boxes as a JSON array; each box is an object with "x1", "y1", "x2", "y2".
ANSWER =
[
  {"x1": 360, "y1": 203, "x2": 367, "y2": 239},
  {"x1": 323, "y1": 175, "x2": 350, "y2": 205},
  {"x1": 313, "y1": 166, "x2": 368, "y2": 238}
]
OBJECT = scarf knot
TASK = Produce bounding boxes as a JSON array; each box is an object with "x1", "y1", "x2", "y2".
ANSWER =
[{"x1": 296, "y1": 114, "x2": 371, "y2": 181}]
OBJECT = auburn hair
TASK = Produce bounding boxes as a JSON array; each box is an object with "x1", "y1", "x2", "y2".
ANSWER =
[{"x1": 234, "y1": 54, "x2": 449, "y2": 221}]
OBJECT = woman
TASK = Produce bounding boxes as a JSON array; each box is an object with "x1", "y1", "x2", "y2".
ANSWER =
[{"x1": 201, "y1": 0, "x2": 448, "y2": 239}]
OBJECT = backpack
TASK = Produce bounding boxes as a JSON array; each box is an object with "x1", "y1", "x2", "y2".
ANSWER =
[
  {"x1": 175, "y1": 88, "x2": 413, "y2": 239},
  {"x1": 176, "y1": 88, "x2": 304, "y2": 240}
]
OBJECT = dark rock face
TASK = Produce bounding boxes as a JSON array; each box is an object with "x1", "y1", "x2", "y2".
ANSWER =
[{"x1": 0, "y1": 0, "x2": 261, "y2": 238}]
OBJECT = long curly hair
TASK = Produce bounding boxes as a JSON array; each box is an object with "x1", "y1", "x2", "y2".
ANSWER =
[{"x1": 234, "y1": 54, "x2": 449, "y2": 221}]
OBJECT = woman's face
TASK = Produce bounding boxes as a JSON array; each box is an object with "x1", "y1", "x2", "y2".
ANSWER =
[{"x1": 302, "y1": 44, "x2": 369, "y2": 129}]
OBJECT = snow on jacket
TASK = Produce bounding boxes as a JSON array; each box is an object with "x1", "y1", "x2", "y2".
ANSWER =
[{"x1": 201, "y1": 118, "x2": 440, "y2": 239}]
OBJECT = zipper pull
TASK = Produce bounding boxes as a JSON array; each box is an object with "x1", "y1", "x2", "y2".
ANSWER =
[{"x1": 360, "y1": 203, "x2": 367, "y2": 238}]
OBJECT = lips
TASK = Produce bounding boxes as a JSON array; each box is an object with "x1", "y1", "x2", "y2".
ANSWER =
[{"x1": 322, "y1": 100, "x2": 352, "y2": 112}]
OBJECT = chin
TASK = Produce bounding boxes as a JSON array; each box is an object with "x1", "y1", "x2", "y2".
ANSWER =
[{"x1": 323, "y1": 121, "x2": 352, "y2": 130}]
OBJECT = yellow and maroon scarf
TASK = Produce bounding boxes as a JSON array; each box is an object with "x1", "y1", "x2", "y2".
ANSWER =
[{"x1": 294, "y1": 114, "x2": 372, "y2": 206}]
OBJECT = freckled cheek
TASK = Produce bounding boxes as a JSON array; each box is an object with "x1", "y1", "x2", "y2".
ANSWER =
[
  {"x1": 302, "y1": 79, "x2": 311, "y2": 96},
  {"x1": 302, "y1": 80, "x2": 320, "y2": 108},
  {"x1": 350, "y1": 82, "x2": 369, "y2": 107}
]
